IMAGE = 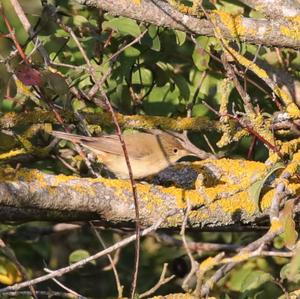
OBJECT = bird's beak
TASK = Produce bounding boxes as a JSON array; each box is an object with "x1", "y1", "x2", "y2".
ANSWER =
[{"x1": 185, "y1": 149, "x2": 201, "y2": 158}]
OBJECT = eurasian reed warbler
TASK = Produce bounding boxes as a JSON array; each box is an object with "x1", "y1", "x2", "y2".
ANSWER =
[{"x1": 52, "y1": 130, "x2": 198, "y2": 179}]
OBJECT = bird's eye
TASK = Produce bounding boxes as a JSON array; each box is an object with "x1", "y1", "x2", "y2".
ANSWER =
[{"x1": 173, "y1": 148, "x2": 178, "y2": 154}]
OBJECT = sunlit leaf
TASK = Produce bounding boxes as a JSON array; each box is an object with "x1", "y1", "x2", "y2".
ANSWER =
[
  {"x1": 103, "y1": 17, "x2": 141, "y2": 37},
  {"x1": 280, "y1": 200, "x2": 298, "y2": 249},
  {"x1": 124, "y1": 46, "x2": 141, "y2": 57},
  {"x1": 280, "y1": 244, "x2": 300, "y2": 283},
  {"x1": 240, "y1": 270, "x2": 273, "y2": 291},
  {"x1": 192, "y1": 45, "x2": 210, "y2": 71},
  {"x1": 0, "y1": 257, "x2": 22, "y2": 285},
  {"x1": 69, "y1": 249, "x2": 94, "y2": 265},
  {"x1": 72, "y1": 15, "x2": 89, "y2": 26},
  {"x1": 248, "y1": 162, "x2": 285, "y2": 210},
  {"x1": 131, "y1": 67, "x2": 153, "y2": 85},
  {"x1": 175, "y1": 30, "x2": 186, "y2": 46}
]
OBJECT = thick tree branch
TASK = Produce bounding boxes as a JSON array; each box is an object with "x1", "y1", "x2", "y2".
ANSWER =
[
  {"x1": 239, "y1": 0, "x2": 300, "y2": 18},
  {"x1": 0, "y1": 111, "x2": 217, "y2": 132},
  {"x1": 76, "y1": 0, "x2": 300, "y2": 49},
  {"x1": 0, "y1": 160, "x2": 299, "y2": 228}
]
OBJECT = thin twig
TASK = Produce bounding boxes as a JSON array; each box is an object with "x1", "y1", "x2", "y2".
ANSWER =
[
  {"x1": 52, "y1": 154, "x2": 79, "y2": 174},
  {"x1": 100, "y1": 91, "x2": 141, "y2": 298},
  {"x1": 44, "y1": 268, "x2": 85, "y2": 298},
  {"x1": 202, "y1": 100, "x2": 284, "y2": 158},
  {"x1": 243, "y1": 44, "x2": 261, "y2": 92},
  {"x1": 200, "y1": 216, "x2": 285, "y2": 297},
  {"x1": 0, "y1": 290, "x2": 81, "y2": 298},
  {"x1": 1, "y1": 10, "x2": 29, "y2": 64},
  {"x1": 180, "y1": 201, "x2": 198, "y2": 292},
  {"x1": 203, "y1": 134, "x2": 216, "y2": 156},
  {"x1": 58, "y1": 22, "x2": 143, "y2": 297},
  {"x1": 139, "y1": 263, "x2": 175, "y2": 298},
  {"x1": 9, "y1": 0, "x2": 49, "y2": 64},
  {"x1": 221, "y1": 53, "x2": 255, "y2": 115},
  {"x1": 188, "y1": 71, "x2": 207, "y2": 117},
  {"x1": 104, "y1": 29, "x2": 148, "y2": 66},
  {"x1": 90, "y1": 222, "x2": 123, "y2": 298},
  {"x1": 155, "y1": 233, "x2": 241, "y2": 252}
]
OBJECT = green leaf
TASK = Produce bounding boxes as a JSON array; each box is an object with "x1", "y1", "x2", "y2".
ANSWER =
[
  {"x1": 110, "y1": 84, "x2": 132, "y2": 113},
  {"x1": 280, "y1": 263, "x2": 300, "y2": 283},
  {"x1": 54, "y1": 29, "x2": 69, "y2": 38},
  {"x1": 148, "y1": 25, "x2": 158, "y2": 38},
  {"x1": 151, "y1": 35, "x2": 161, "y2": 51},
  {"x1": 131, "y1": 67, "x2": 153, "y2": 85},
  {"x1": 196, "y1": 36, "x2": 210, "y2": 50},
  {"x1": 175, "y1": 30, "x2": 186, "y2": 46},
  {"x1": 280, "y1": 242, "x2": 300, "y2": 282},
  {"x1": 215, "y1": 0, "x2": 244, "y2": 14},
  {"x1": 172, "y1": 74, "x2": 190, "y2": 100},
  {"x1": 144, "y1": 83, "x2": 179, "y2": 116},
  {"x1": 148, "y1": 25, "x2": 161, "y2": 51},
  {"x1": 69, "y1": 249, "x2": 93, "y2": 265},
  {"x1": 192, "y1": 104, "x2": 209, "y2": 117},
  {"x1": 227, "y1": 267, "x2": 253, "y2": 291},
  {"x1": 192, "y1": 45, "x2": 210, "y2": 71},
  {"x1": 72, "y1": 99, "x2": 86, "y2": 111},
  {"x1": 153, "y1": 64, "x2": 169, "y2": 86},
  {"x1": 280, "y1": 200, "x2": 298, "y2": 249},
  {"x1": 240, "y1": 270, "x2": 273, "y2": 292},
  {"x1": 72, "y1": 15, "x2": 88, "y2": 26},
  {"x1": 41, "y1": 71, "x2": 69, "y2": 96},
  {"x1": 248, "y1": 162, "x2": 285, "y2": 210},
  {"x1": 1, "y1": 99, "x2": 15, "y2": 112},
  {"x1": 124, "y1": 46, "x2": 141, "y2": 57},
  {"x1": 103, "y1": 17, "x2": 141, "y2": 37}
]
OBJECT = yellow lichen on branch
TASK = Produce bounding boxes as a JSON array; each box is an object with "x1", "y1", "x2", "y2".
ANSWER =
[
  {"x1": 214, "y1": 10, "x2": 246, "y2": 38},
  {"x1": 280, "y1": 16, "x2": 300, "y2": 41},
  {"x1": 0, "y1": 111, "x2": 218, "y2": 132},
  {"x1": 267, "y1": 137, "x2": 300, "y2": 164},
  {"x1": 206, "y1": 9, "x2": 300, "y2": 119},
  {"x1": 223, "y1": 46, "x2": 300, "y2": 118},
  {"x1": 1, "y1": 158, "x2": 299, "y2": 225},
  {"x1": 0, "y1": 149, "x2": 27, "y2": 160}
]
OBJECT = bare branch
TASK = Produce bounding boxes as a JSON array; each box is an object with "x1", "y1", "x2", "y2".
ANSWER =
[
  {"x1": 139, "y1": 263, "x2": 175, "y2": 298},
  {"x1": 76, "y1": 0, "x2": 300, "y2": 49},
  {"x1": 239, "y1": 0, "x2": 300, "y2": 18}
]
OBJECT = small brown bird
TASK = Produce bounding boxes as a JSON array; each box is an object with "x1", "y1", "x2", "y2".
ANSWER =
[{"x1": 52, "y1": 130, "x2": 197, "y2": 179}]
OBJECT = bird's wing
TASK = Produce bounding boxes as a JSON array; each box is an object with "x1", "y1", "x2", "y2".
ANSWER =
[
  {"x1": 52, "y1": 131, "x2": 124, "y2": 154},
  {"x1": 85, "y1": 135, "x2": 123, "y2": 155},
  {"x1": 85, "y1": 134, "x2": 153, "y2": 159},
  {"x1": 53, "y1": 131, "x2": 155, "y2": 158}
]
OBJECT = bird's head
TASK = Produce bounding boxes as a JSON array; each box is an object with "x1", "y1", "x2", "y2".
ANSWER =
[{"x1": 158, "y1": 133, "x2": 198, "y2": 164}]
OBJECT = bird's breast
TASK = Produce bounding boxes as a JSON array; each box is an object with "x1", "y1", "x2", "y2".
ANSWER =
[{"x1": 100, "y1": 152, "x2": 172, "y2": 179}]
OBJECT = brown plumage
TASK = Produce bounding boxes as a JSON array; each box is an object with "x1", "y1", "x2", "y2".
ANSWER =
[{"x1": 52, "y1": 130, "x2": 196, "y2": 179}]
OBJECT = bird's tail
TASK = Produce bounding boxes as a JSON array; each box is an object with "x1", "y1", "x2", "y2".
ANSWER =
[{"x1": 52, "y1": 130, "x2": 97, "y2": 143}]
